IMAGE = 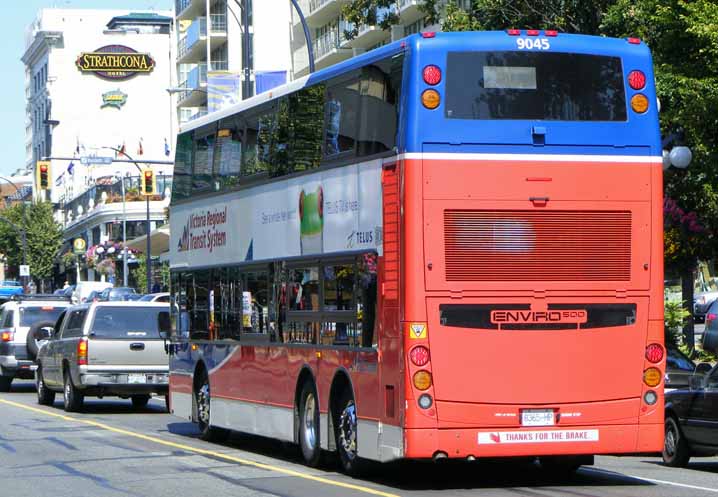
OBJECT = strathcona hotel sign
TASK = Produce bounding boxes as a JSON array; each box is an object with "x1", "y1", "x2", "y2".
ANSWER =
[{"x1": 76, "y1": 45, "x2": 155, "y2": 81}]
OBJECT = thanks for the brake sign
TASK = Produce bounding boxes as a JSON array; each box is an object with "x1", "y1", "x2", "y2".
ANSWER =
[{"x1": 76, "y1": 45, "x2": 155, "y2": 80}]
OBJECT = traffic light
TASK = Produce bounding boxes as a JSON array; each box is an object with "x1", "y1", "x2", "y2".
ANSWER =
[
  {"x1": 141, "y1": 168, "x2": 156, "y2": 195},
  {"x1": 36, "y1": 161, "x2": 51, "y2": 190}
]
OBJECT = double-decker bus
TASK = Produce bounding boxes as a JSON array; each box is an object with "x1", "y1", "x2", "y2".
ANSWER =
[{"x1": 166, "y1": 30, "x2": 664, "y2": 474}]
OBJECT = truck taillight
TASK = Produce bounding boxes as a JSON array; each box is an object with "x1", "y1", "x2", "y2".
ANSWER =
[
  {"x1": 1, "y1": 331, "x2": 13, "y2": 342},
  {"x1": 77, "y1": 338, "x2": 88, "y2": 366}
]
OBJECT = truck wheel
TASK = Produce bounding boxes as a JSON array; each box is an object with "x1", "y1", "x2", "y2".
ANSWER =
[
  {"x1": 26, "y1": 320, "x2": 55, "y2": 360},
  {"x1": 299, "y1": 381, "x2": 321, "y2": 467},
  {"x1": 63, "y1": 371, "x2": 84, "y2": 412},
  {"x1": 0, "y1": 375, "x2": 11, "y2": 392},
  {"x1": 36, "y1": 365, "x2": 55, "y2": 406}
]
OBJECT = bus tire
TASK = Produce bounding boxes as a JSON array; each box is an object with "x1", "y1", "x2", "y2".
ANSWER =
[
  {"x1": 663, "y1": 415, "x2": 690, "y2": 467},
  {"x1": 334, "y1": 388, "x2": 364, "y2": 475},
  {"x1": 195, "y1": 369, "x2": 229, "y2": 443},
  {"x1": 298, "y1": 381, "x2": 321, "y2": 467}
]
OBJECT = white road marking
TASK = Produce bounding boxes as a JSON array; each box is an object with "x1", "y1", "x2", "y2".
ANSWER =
[{"x1": 583, "y1": 467, "x2": 718, "y2": 493}]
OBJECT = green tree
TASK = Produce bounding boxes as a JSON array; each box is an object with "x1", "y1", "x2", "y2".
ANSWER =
[
  {"x1": 342, "y1": 1, "x2": 400, "y2": 39},
  {"x1": 0, "y1": 202, "x2": 63, "y2": 288}
]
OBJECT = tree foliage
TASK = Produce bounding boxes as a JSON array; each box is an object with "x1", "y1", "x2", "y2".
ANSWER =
[{"x1": 0, "y1": 201, "x2": 63, "y2": 282}]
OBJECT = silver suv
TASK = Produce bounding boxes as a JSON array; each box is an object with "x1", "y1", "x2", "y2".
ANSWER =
[
  {"x1": 0, "y1": 295, "x2": 71, "y2": 391},
  {"x1": 34, "y1": 301, "x2": 170, "y2": 411}
]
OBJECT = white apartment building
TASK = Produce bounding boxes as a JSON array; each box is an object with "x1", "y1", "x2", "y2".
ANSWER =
[
  {"x1": 22, "y1": 9, "x2": 176, "y2": 282},
  {"x1": 289, "y1": 0, "x2": 470, "y2": 78},
  {"x1": 174, "y1": 0, "x2": 292, "y2": 125}
]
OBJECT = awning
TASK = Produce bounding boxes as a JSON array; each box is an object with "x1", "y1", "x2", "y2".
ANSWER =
[{"x1": 126, "y1": 225, "x2": 170, "y2": 256}]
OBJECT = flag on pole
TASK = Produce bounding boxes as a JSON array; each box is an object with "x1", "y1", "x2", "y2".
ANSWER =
[
  {"x1": 67, "y1": 161, "x2": 75, "y2": 176},
  {"x1": 118, "y1": 142, "x2": 126, "y2": 157},
  {"x1": 55, "y1": 172, "x2": 64, "y2": 186},
  {"x1": 137, "y1": 138, "x2": 144, "y2": 156},
  {"x1": 164, "y1": 138, "x2": 170, "y2": 157},
  {"x1": 75, "y1": 137, "x2": 80, "y2": 155}
]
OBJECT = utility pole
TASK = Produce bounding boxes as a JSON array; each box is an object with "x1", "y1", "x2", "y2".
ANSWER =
[{"x1": 241, "y1": 0, "x2": 252, "y2": 99}]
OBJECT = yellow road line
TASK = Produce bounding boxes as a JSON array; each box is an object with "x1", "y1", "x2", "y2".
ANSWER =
[{"x1": 0, "y1": 398, "x2": 400, "y2": 497}]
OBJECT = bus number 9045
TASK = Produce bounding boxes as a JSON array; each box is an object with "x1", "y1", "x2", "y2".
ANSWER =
[{"x1": 516, "y1": 38, "x2": 550, "y2": 50}]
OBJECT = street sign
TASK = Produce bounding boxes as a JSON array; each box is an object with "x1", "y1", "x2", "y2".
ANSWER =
[
  {"x1": 80, "y1": 156, "x2": 113, "y2": 165},
  {"x1": 73, "y1": 238, "x2": 87, "y2": 255},
  {"x1": 19, "y1": 265, "x2": 30, "y2": 277}
]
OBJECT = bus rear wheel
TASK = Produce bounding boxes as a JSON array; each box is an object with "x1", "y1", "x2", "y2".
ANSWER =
[
  {"x1": 334, "y1": 389, "x2": 364, "y2": 475},
  {"x1": 298, "y1": 381, "x2": 321, "y2": 467},
  {"x1": 195, "y1": 369, "x2": 229, "y2": 443}
]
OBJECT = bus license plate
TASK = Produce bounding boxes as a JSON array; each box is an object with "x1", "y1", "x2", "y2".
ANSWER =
[
  {"x1": 128, "y1": 374, "x2": 146, "y2": 384},
  {"x1": 521, "y1": 409, "x2": 554, "y2": 426}
]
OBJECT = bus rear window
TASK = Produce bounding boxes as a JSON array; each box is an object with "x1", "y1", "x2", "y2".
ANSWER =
[{"x1": 445, "y1": 51, "x2": 627, "y2": 121}]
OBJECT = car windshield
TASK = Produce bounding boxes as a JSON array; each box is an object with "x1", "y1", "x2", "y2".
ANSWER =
[
  {"x1": 20, "y1": 306, "x2": 66, "y2": 327},
  {"x1": 1, "y1": 281, "x2": 21, "y2": 287},
  {"x1": 90, "y1": 306, "x2": 164, "y2": 339}
]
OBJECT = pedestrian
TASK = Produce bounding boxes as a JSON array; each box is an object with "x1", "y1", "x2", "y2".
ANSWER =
[
  {"x1": 62, "y1": 281, "x2": 69, "y2": 289},
  {"x1": 151, "y1": 281, "x2": 161, "y2": 293}
]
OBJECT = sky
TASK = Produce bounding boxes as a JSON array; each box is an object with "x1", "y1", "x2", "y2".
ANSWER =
[{"x1": 1, "y1": 1, "x2": 172, "y2": 177}]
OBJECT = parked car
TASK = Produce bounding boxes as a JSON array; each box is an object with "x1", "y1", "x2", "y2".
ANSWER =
[
  {"x1": 693, "y1": 289, "x2": 718, "y2": 323},
  {"x1": 0, "y1": 280, "x2": 24, "y2": 302},
  {"x1": 34, "y1": 301, "x2": 170, "y2": 411},
  {"x1": 665, "y1": 346, "x2": 699, "y2": 390},
  {"x1": 72, "y1": 281, "x2": 112, "y2": 304},
  {"x1": 0, "y1": 295, "x2": 72, "y2": 391},
  {"x1": 86, "y1": 290, "x2": 104, "y2": 303},
  {"x1": 140, "y1": 292, "x2": 170, "y2": 303},
  {"x1": 663, "y1": 362, "x2": 718, "y2": 466},
  {"x1": 99, "y1": 286, "x2": 137, "y2": 302},
  {"x1": 702, "y1": 300, "x2": 718, "y2": 353}
]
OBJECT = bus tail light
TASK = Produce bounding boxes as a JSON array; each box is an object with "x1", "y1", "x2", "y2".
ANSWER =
[
  {"x1": 628, "y1": 70, "x2": 646, "y2": 90},
  {"x1": 630, "y1": 94, "x2": 649, "y2": 113},
  {"x1": 1, "y1": 331, "x2": 13, "y2": 342},
  {"x1": 643, "y1": 367, "x2": 661, "y2": 387},
  {"x1": 422, "y1": 89, "x2": 440, "y2": 109},
  {"x1": 413, "y1": 370, "x2": 432, "y2": 390},
  {"x1": 410, "y1": 346, "x2": 430, "y2": 366},
  {"x1": 423, "y1": 65, "x2": 442, "y2": 85},
  {"x1": 645, "y1": 343, "x2": 664, "y2": 363},
  {"x1": 77, "y1": 338, "x2": 88, "y2": 366},
  {"x1": 507, "y1": 29, "x2": 520, "y2": 36}
]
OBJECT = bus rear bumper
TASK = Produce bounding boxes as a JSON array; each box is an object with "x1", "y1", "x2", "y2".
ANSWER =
[{"x1": 404, "y1": 423, "x2": 663, "y2": 459}]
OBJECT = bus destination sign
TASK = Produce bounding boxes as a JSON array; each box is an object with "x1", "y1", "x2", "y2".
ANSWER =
[{"x1": 76, "y1": 45, "x2": 155, "y2": 81}]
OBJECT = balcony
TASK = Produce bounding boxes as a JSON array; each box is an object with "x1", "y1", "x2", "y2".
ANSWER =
[
  {"x1": 341, "y1": 7, "x2": 392, "y2": 49},
  {"x1": 303, "y1": 0, "x2": 348, "y2": 28},
  {"x1": 177, "y1": 17, "x2": 227, "y2": 64},
  {"x1": 175, "y1": 0, "x2": 204, "y2": 21},
  {"x1": 398, "y1": 0, "x2": 423, "y2": 24},
  {"x1": 177, "y1": 63, "x2": 208, "y2": 108},
  {"x1": 313, "y1": 28, "x2": 352, "y2": 68}
]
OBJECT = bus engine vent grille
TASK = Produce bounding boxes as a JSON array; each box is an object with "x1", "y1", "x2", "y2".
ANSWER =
[{"x1": 444, "y1": 210, "x2": 631, "y2": 281}]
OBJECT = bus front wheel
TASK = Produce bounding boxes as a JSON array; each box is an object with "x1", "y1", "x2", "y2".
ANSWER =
[{"x1": 299, "y1": 381, "x2": 321, "y2": 467}]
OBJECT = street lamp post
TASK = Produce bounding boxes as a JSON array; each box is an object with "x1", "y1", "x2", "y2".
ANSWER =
[{"x1": 115, "y1": 172, "x2": 129, "y2": 287}]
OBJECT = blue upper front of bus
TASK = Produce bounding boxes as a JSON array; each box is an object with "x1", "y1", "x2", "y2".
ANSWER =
[{"x1": 307, "y1": 31, "x2": 661, "y2": 158}]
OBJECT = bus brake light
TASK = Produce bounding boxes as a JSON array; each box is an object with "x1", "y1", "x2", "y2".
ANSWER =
[
  {"x1": 423, "y1": 65, "x2": 442, "y2": 86},
  {"x1": 645, "y1": 343, "x2": 664, "y2": 363},
  {"x1": 628, "y1": 70, "x2": 646, "y2": 90},
  {"x1": 410, "y1": 346, "x2": 430, "y2": 366}
]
